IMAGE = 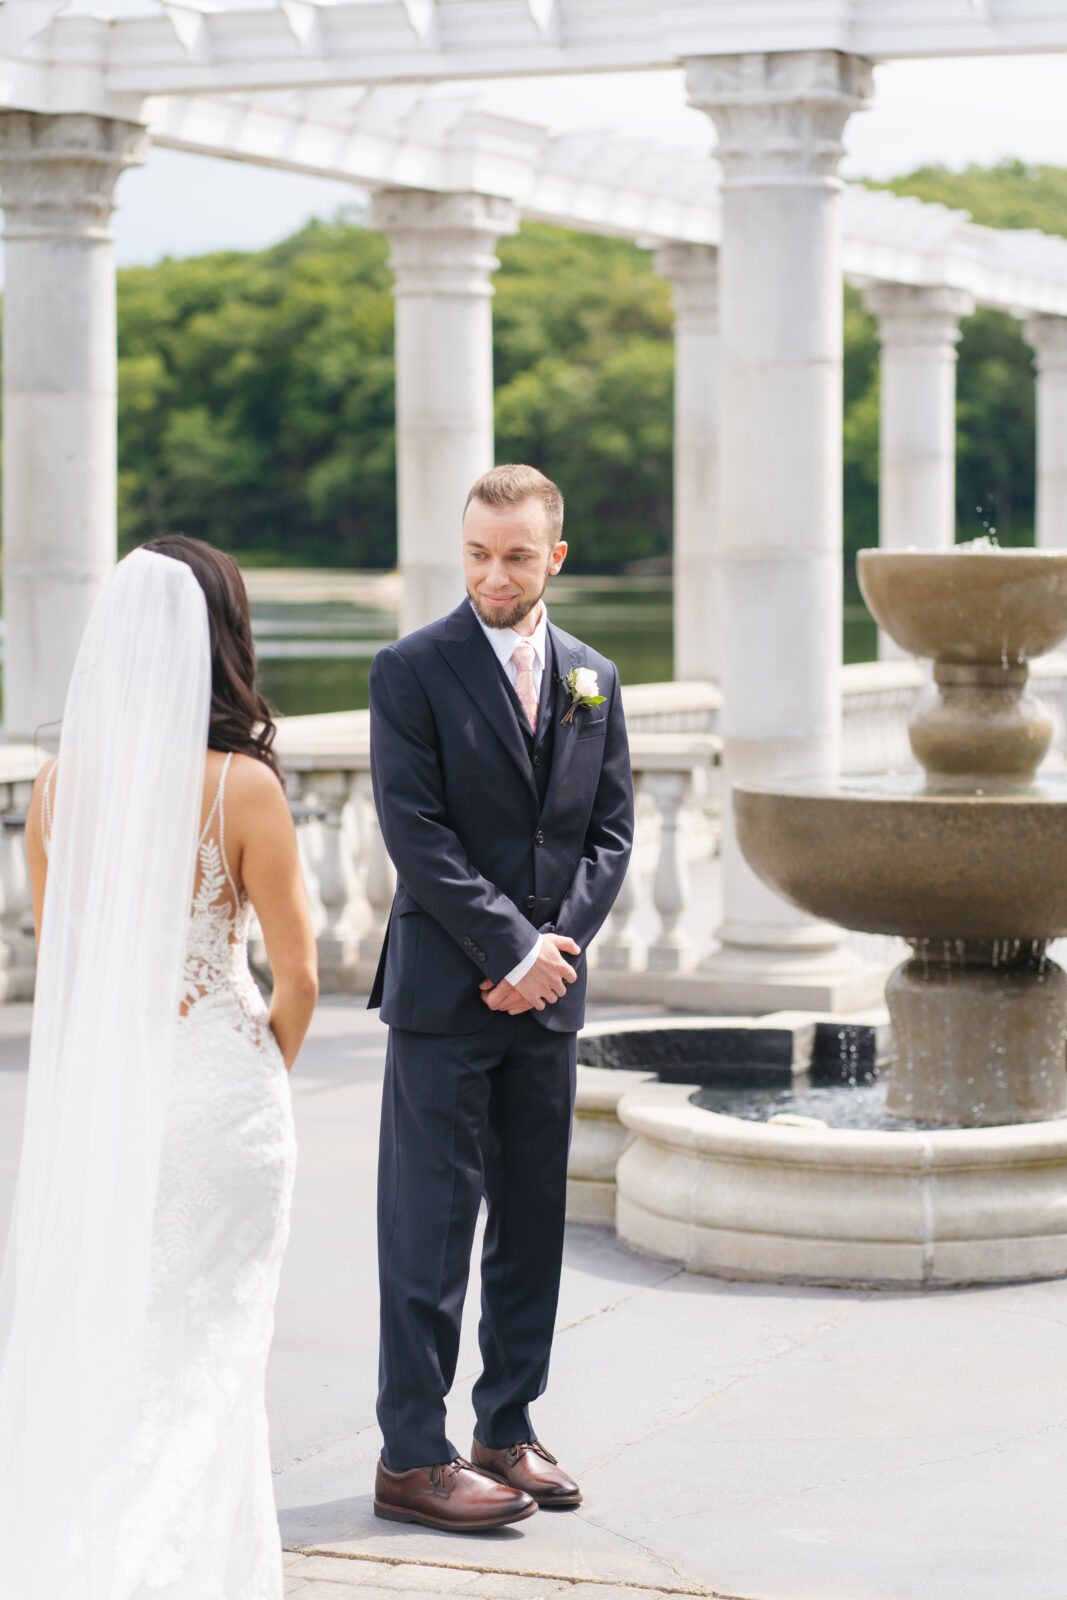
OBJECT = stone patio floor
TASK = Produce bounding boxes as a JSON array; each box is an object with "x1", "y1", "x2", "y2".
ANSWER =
[{"x1": 1, "y1": 995, "x2": 1066, "y2": 1600}]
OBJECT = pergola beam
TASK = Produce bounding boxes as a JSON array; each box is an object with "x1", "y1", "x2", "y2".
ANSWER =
[
  {"x1": 3, "y1": 2, "x2": 1067, "y2": 101},
  {"x1": 137, "y1": 89, "x2": 1067, "y2": 318}
]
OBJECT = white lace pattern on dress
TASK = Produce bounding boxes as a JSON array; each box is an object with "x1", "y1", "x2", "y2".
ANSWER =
[{"x1": 50, "y1": 753, "x2": 297, "y2": 1599}]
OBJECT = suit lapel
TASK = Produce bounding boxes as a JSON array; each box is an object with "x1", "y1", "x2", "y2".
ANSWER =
[{"x1": 434, "y1": 603, "x2": 538, "y2": 799}]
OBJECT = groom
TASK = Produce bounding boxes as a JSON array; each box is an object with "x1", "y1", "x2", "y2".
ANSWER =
[{"x1": 367, "y1": 464, "x2": 634, "y2": 1531}]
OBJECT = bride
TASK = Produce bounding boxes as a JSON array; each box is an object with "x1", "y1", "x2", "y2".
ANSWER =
[{"x1": 0, "y1": 537, "x2": 318, "y2": 1598}]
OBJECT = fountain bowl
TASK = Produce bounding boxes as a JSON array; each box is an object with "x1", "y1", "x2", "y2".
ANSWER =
[
  {"x1": 732, "y1": 773, "x2": 1067, "y2": 943},
  {"x1": 858, "y1": 548, "x2": 1067, "y2": 665}
]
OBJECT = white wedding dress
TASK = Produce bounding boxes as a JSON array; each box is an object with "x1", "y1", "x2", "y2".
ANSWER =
[{"x1": 47, "y1": 752, "x2": 297, "y2": 1599}]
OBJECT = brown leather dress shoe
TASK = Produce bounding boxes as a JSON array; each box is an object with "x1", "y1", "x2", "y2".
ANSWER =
[
  {"x1": 374, "y1": 1455, "x2": 537, "y2": 1531},
  {"x1": 470, "y1": 1438, "x2": 582, "y2": 1509}
]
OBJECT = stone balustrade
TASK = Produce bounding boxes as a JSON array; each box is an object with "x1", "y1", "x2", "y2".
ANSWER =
[
  {"x1": 2, "y1": 650, "x2": 1065, "y2": 1003},
  {"x1": 272, "y1": 711, "x2": 723, "y2": 998}
]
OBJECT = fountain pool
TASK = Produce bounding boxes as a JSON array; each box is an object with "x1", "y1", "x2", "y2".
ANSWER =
[{"x1": 604, "y1": 548, "x2": 1067, "y2": 1287}]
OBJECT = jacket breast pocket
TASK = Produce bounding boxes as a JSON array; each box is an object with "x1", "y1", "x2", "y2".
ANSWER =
[{"x1": 575, "y1": 715, "x2": 608, "y2": 741}]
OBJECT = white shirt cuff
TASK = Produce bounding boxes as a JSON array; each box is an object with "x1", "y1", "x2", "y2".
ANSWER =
[{"x1": 504, "y1": 935, "x2": 543, "y2": 988}]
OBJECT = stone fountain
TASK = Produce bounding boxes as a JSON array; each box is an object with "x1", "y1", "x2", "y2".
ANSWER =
[
  {"x1": 736, "y1": 547, "x2": 1067, "y2": 1129},
  {"x1": 604, "y1": 547, "x2": 1067, "y2": 1287}
]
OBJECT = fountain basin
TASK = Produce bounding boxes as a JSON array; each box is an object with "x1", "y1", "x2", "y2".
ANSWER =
[
  {"x1": 734, "y1": 774, "x2": 1067, "y2": 1126},
  {"x1": 615, "y1": 1084, "x2": 1067, "y2": 1288},
  {"x1": 733, "y1": 774, "x2": 1067, "y2": 942},
  {"x1": 858, "y1": 548, "x2": 1067, "y2": 665}
]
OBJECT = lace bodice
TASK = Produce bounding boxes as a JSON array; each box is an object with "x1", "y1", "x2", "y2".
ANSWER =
[
  {"x1": 45, "y1": 751, "x2": 272, "y2": 1043},
  {"x1": 179, "y1": 752, "x2": 278, "y2": 1057}
]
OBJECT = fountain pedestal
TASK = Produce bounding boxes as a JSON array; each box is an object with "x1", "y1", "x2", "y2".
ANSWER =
[
  {"x1": 910, "y1": 662, "x2": 1054, "y2": 785},
  {"x1": 886, "y1": 944, "x2": 1067, "y2": 1127}
]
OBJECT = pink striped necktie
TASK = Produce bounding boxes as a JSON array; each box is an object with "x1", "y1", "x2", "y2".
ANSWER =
[{"x1": 511, "y1": 641, "x2": 538, "y2": 734}]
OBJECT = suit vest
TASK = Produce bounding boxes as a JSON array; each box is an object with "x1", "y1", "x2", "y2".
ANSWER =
[{"x1": 493, "y1": 631, "x2": 557, "y2": 809}]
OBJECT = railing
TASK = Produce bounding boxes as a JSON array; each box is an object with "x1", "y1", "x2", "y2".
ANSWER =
[
  {"x1": 0, "y1": 747, "x2": 49, "y2": 1001},
  {"x1": 3, "y1": 652, "x2": 1064, "y2": 1003},
  {"x1": 271, "y1": 713, "x2": 722, "y2": 995}
]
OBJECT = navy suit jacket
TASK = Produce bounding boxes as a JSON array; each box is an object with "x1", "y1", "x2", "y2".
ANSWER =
[{"x1": 367, "y1": 599, "x2": 634, "y2": 1035}]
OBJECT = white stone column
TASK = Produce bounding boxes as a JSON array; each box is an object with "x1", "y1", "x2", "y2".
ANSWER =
[
  {"x1": 1024, "y1": 315, "x2": 1067, "y2": 550},
  {"x1": 654, "y1": 243, "x2": 720, "y2": 682},
  {"x1": 864, "y1": 283, "x2": 973, "y2": 656},
  {"x1": 679, "y1": 51, "x2": 885, "y2": 1014},
  {"x1": 369, "y1": 189, "x2": 518, "y2": 638},
  {"x1": 0, "y1": 112, "x2": 147, "y2": 743}
]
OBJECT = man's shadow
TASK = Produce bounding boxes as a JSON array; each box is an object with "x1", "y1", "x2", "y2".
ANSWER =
[{"x1": 280, "y1": 1494, "x2": 530, "y2": 1549}]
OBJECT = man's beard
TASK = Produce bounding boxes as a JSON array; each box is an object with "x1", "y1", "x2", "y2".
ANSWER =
[{"x1": 468, "y1": 571, "x2": 548, "y2": 631}]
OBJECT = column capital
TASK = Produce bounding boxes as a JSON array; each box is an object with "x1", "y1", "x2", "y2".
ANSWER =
[
  {"x1": 368, "y1": 187, "x2": 518, "y2": 298},
  {"x1": 0, "y1": 111, "x2": 147, "y2": 242},
  {"x1": 685, "y1": 50, "x2": 873, "y2": 187},
  {"x1": 653, "y1": 242, "x2": 718, "y2": 331},
  {"x1": 864, "y1": 283, "x2": 975, "y2": 355},
  {"x1": 1024, "y1": 314, "x2": 1067, "y2": 374}
]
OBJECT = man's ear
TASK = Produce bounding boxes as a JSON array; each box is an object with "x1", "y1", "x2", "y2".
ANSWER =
[{"x1": 549, "y1": 539, "x2": 568, "y2": 576}]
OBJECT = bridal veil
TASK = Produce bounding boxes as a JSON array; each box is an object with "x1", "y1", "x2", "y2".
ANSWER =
[{"x1": 0, "y1": 549, "x2": 211, "y2": 1596}]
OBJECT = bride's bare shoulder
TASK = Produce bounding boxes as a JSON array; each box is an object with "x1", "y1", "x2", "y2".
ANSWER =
[
  {"x1": 224, "y1": 752, "x2": 291, "y2": 830},
  {"x1": 27, "y1": 756, "x2": 59, "y2": 835}
]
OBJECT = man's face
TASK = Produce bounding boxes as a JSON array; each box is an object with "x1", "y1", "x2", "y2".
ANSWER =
[{"x1": 462, "y1": 495, "x2": 567, "y2": 631}]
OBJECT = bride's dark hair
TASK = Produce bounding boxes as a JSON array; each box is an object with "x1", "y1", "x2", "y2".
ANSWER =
[{"x1": 141, "y1": 535, "x2": 283, "y2": 782}]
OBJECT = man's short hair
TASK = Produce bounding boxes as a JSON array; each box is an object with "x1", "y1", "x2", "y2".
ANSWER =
[{"x1": 464, "y1": 464, "x2": 564, "y2": 544}]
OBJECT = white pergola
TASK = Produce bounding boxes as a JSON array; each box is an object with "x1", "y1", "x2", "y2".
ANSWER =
[{"x1": 2, "y1": 0, "x2": 1067, "y2": 1011}]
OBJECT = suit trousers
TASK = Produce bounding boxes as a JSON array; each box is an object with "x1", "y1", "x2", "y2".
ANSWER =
[{"x1": 376, "y1": 1011, "x2": 577, "y2": 1471}]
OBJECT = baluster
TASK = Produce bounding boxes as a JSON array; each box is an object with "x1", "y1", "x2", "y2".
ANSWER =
[
  {"x1": 0, "y1": 782, "x2": 37, "y2": 1000},
  {"x1": 290, "y1": 771, "x2": 327, "y2": 928},
  {"x1": 354, "y1": 770, "x2": 395, "y2": 987},
  {"x1": 643, "y1": 768, "x2": 694, "y2": 972},
  {"x1": 312, "y1": 768, "x2": 360, "y2": 991},
  {"x1": 594, "y1": 849, "x2": 645, "y2": 972}
]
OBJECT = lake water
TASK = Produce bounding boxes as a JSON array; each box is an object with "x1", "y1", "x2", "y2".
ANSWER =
[{"x1": 250, "y1": 572, "x2": 879, "y2": 719}]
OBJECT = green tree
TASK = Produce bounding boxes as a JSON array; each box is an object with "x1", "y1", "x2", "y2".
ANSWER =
[
  {"x1": 861, "y1": 160, "x2": 1067, "y2": 547},
  {"x1": 493, "y1": 225, "x2": 674, "y2": 571},
  {"x1": 117, "y1": 215, "x2": 396, "y2": 565},
  {"x1": 110, "y1": 162, "x2": 1066, "y2": 573}
]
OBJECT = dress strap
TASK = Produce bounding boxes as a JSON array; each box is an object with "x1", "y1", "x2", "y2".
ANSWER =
[
  {"x1": 216, "y1": 752, "x2": 239, "y2": 903},
  {"x1": 42, "y1": 760, "x2": 58, "y2": 855},
  {"x1": 199, "y1": 752, "x2": 240, "y2": 903}
]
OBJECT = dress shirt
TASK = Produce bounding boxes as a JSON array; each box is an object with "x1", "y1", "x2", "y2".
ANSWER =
[
  {"x1": 471, "y1": 598, "x2": 549, "y2": 988},
  {"x1": 472, "y1": 598, "x2": 549, "y2": 702}
]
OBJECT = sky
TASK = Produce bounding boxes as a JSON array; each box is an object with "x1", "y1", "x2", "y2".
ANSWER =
[{"x1": 76, "y1": 51, "x2": 1067, "y2": 266}]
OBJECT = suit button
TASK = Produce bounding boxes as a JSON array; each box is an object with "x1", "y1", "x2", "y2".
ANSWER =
[
  {"x1": 532, "y1": 753, "x2": 541, "y2": 767},
  {"x1": 463, "y1": 936, "x2": 473, "y2": 948},
  {"x1": 475, "y1": 949, "x2": 487, "y2": 962},
  {"x1": 535, "y1": 830, "x2": 545, "y2": 846},
  {"x1": 524, "y1": 894, "x2": 537, "y2": 911}
]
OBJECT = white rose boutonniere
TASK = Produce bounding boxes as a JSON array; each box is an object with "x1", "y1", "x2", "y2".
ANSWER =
[{"x1": 561, "y1": 665, "x2": 606, "y2": 725}]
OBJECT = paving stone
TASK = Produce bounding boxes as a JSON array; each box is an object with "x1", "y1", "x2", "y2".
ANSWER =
[
  {"x1": 289, "y1": 1556, "x2": 403, "y2": 1585},
  {"x1": 454, "y1": 1572, "x2": 572, "y2": 1599},
  {"x1": 374, "y1": 1563, "x2": 491, "y2": 1592},
  {"x1": 554, "y1": 1589, "x2": 678, "y2": 1600},
  {"x1": 290, "y1": 1586, "x2": 413, "y2": 1600}
]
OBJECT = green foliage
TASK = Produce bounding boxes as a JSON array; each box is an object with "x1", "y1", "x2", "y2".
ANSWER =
[
  {"x1": 117, "y1": 214, "x2": 396, "y2": 564},
  {"x1": 117, "y1": 216, "x2": 675, "y2": 570},
  {"x1": 111, "y1": 161, "x2": 1063, "y2": 571},
  {"x1": 842, "y1": 284, "x2": 880, "y2": 559},
  {"x1": 493, "y1": 225, "x2": 674, "y2": 571},
  {"x1": 870, "y1": 159, "x2": 1067, "y2": 236},
  {"x1": 859, "y1": 159, "x2": 1067, "y2": 549}
]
